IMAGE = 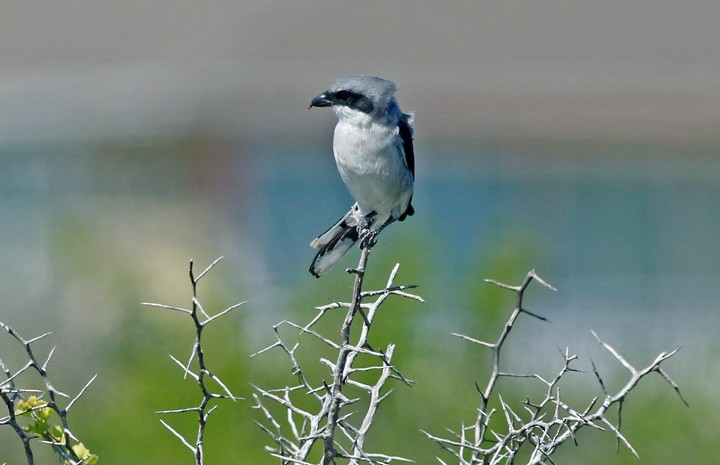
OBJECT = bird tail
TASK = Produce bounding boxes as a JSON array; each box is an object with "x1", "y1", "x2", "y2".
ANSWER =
[{"x1": 309, "y1": 208, "x2": 359, "y2": 278}]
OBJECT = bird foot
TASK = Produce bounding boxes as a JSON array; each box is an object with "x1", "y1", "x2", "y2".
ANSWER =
[{"x1": 359, "y1": 228, "x2": 380, "y2": 249}]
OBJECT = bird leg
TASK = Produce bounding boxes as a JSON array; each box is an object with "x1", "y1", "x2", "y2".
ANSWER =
[
  {"x1": 359, "y1": 218, "x2": 394, "y2": 249},
  {"x1": 354, "y1": 210, "x2": 376, "y2": 249}
]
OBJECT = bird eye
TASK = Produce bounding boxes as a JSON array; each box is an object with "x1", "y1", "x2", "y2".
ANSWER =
[
  {"x1": 334, "y1": 90, "x2": 352, "y2": 101},
  {"x1": 330, "y1": 90, "x2": 373, "y2": 113}
]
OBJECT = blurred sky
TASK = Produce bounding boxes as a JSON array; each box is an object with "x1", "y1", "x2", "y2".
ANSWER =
[{"x1": 1, "y1": 1, "x2": 719, "y2": 144}]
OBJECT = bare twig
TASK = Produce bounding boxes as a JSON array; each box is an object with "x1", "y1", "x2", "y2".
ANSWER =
[
  {"x1": 142, "y1": 257, "x2": 244, "y2": 465},
  {"x1": 254, "y1": 246, "x2": 422, "y2": 464},
  {"x1": 425, "y1": 270, "x2": 686, "y2": 465}
]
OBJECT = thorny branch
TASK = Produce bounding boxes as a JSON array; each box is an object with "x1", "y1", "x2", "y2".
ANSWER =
[
  {"x1": 0, "y1": 322, "x2": 97, "y2": 465},
  {"x1": 253, "y1": 245, "x2": 423, "y2": 465},
  {"x1": 423, "y1": 270, "x2": 687, "y2": 465},
  {"x1": 143, "y1": 257, "x2": 244, "y2": 465}
]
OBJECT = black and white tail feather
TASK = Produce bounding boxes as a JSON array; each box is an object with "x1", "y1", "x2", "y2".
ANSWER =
[
  {"x1": 309, "y1": 207, "x2": 360, "y2": 278},
  {"x1": 308, "y1": 75, "x2": 415, "y2": 278}
]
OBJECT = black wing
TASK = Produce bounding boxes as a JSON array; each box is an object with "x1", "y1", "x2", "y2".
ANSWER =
[
  {"x1": 398, "y1": 116, "x2": 415, "y2": 179},
  {"x1": 397, "y1": 115, "x2": 415, "y2": 221}
]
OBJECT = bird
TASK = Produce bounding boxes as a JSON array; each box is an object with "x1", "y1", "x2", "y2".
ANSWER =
[{"x1": 308, "y1": 75, "x2": 415, "y2": 277}]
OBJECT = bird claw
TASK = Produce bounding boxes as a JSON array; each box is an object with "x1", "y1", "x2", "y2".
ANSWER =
[{"x1": 359, "y1": 228, "x2": 379, "y2": 249}]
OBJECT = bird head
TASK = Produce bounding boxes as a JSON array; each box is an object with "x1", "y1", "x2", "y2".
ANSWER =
[{"x1": 310, "y1": 75, "x2": 399, "y2": 123}]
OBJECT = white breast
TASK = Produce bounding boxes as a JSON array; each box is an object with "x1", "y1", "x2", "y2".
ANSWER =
[{"x1": 333, "y1": 120, "x2": 413, "y2": 224}]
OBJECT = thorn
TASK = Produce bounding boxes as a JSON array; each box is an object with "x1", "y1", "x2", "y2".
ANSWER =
[
  {"x1": 520, "y1": 307, "x2": 550, "y2": 323},
  {"x1": 530, "y1": 271, "x2": 558, "y2": 292}
]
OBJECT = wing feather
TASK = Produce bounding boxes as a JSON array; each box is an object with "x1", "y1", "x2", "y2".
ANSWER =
[{"x1": 398, "y1": 115, "x2": 415, "y2": 179}]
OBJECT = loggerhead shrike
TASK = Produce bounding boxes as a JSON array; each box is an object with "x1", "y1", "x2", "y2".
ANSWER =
[{"x1": 308, "y1": 75, "x2": 415, "y2": 277}]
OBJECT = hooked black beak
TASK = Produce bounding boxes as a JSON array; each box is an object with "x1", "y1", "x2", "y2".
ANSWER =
[{"x1": 309, "y1": 93, "x2": 333, "y2": 109}]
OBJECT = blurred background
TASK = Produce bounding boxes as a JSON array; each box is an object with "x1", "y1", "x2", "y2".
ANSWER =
[{"x1": 1, "y1": 1, "x2": 718, "y2": 463}]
